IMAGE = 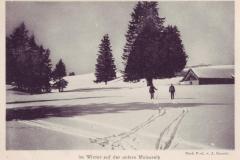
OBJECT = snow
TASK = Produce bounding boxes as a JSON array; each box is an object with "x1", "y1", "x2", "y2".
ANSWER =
[
  {"x1": 188, "y1": 65, "x2": 234, "y2": 79},
  {"x1": 6, "y1": 71, "x2": 234, "y2": 150}
]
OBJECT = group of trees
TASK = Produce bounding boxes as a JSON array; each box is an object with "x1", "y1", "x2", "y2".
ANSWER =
[
  {"x1": 6, "y1": 23, "x2": 67, "y2": 94},
  {"x1": 95, "y1": 1, "x2": 187, "y2": 86},
  {"x1": 7, "y1": 2, "x2": 187, "y2": 93}
]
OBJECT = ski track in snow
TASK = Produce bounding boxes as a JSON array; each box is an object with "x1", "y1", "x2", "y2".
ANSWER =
[
  {"x1": 88, "y1": 107, "x2": 187, "y2": 150},
  {"x1": 88, "y1": 107, "x2": 193, "y2": 150},
  {"x1": 155, "y1": 109, "x2": 187, "y2": 150},
  {"x1": 16, "y1": 107, "x2": 215, "y2": 150}
]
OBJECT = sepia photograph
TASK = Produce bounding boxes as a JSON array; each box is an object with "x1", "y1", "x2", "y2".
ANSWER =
[{"x1": 5, "y1": 1, "x2": 235, "y2": 151}]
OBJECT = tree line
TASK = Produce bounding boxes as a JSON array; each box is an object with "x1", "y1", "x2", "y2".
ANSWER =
[{"x1": 6, "y1": 23, "x2": 68, "y2": 94}]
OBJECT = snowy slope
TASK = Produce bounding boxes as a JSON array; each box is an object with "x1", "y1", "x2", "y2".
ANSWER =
[
  {"x1": 63, "y1": 72, "x2": 182, "y2": 91},
  {"x1": 6, "y1": 73, "x2": 183, "y2": 106},
  {"x1": 6, "y1": 70, "x2": 234, "y2": 150}
]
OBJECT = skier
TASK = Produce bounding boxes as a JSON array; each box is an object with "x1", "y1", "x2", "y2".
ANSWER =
[
  {"x1": 169, "y1": 84, "x2": 175, "y2": 99},
  {"x1": 149, "y1": 85, "x2": 157, "y2": 99}
]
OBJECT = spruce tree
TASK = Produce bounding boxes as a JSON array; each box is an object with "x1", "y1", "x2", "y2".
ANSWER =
[
  {"x1": 26, "y1": 36, "x2": 52, "y2": 93},
  {"x1": 123, "y1": 2, "x2": 187, "y2": 85},
  {"x1": 53, "y1": 59, "x2": 66, "y2": 80},
  {"x1": 162, "y1": 25, "x2": 187, "y2": 76},
  {"x1": 41, "y1": 48, "x2": 52, "y2": 92},
  {"x1": 7, "y1": 22, "x2": 30, "y2": 89},
  {"x1": 95, "y1": 34, "x2": 116, "y2": 85},
  {"x1": 122, "y1": 2, "x2": 164, "y2": 73},
  {"x1": 52, "y1": 59, "x2": 67, "y2": 92},
  {"x1": 125, "y1": 19, "x2": 162, "y2": 86},
  {"x1": 123, "y1": 2, "x2": 165, "y2": 85},
  {"x1": 25, "y1": 35, "x2": 38, "y2": 93}
]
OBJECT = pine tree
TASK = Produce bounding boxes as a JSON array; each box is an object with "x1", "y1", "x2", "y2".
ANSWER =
[
  {"x1": 41, "y1": 48, "x2": 52, "y2": 92},
  {"x1": 162, "y1": 25, "x2": 187, "y2": 76},
  {"x1": 7, "y1": 22, "x2": 30, "y2": 89},
  {"x1": 125, "y1": 18, "x2": 162, "y2": 86},
  {"x1": 122, "y1": 2, "x2": 164, "y2": 74},
  {"x1": 52, "y1": 59, "x2": 67, "y2": 92},
  {"x1": 25, "y1": 35, "x2": 38, "y2": 93},
  {"x1": 26, "y1": 36, "x2": 52, "y2": 93},
  {"x1": 123, "y1": 2, "x2": 165, "y2": 85},
  {"x1": 123, "y1": 3, "x2": 187, "y2": 86},
  {"x1": 53, "y1": 59, "x2": 66, "y2": 80},
  {"x1": 95, "y1": 34, "x2": 116, "y2": 85}
]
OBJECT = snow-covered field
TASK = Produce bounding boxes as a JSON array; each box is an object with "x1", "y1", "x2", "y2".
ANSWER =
[{"x1": 6, "y1": 73, "x2": 234, "y2": 150}]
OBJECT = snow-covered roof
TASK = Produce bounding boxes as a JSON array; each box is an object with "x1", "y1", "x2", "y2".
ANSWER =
[{"x1": 191, "y1": 65, "x2": 234, "y2": 79}]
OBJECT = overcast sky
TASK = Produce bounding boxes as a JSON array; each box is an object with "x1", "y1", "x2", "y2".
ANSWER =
[{"x1": 6, "y1": 1, "x2": 234, "y2": 74}]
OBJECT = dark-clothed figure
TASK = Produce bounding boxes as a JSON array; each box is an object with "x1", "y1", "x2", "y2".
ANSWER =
[
  {"x1": 169, "y1": 84, "x2": 175, "y2": 99},
  {"x1": 149, "y1": 85, "x2": 157, "y2": 99}
]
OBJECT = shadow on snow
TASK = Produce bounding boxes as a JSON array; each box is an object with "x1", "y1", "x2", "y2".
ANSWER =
[
  {"x1": 7, "y1": 96, "x2": 118, "y2": 104},
  {"x1": 6, "y1": 102, "x2": 229, "y2": 121},
  {"x1": 64, "y1": 87, "x2": 128, "y2": 93}
]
